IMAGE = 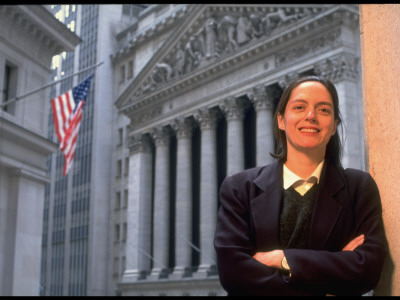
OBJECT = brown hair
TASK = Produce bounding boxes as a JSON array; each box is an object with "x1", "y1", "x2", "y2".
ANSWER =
[{"x1": 271, "y1": 76, "x2": 343, "y2": 167}]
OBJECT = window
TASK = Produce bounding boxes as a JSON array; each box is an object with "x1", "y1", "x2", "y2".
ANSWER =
[
  {"x1": 127, "y1": 60, "x2": 133, "y2": 79},
  {"x1": 67, "y1": 20, "x2": 75, "y2": 32},
  {"x1": 119, "y1": 65, "x2": 125, "y2": 84},
  {"x1": 117, "y1": 160, "x2": 122, "y2": 177},
  {"x1": 122, "y1": 223, "x2": 127, "y2": 241},
  {"x1": 123, "y1": 189, "x2": 128, "y2": 208},
  {"x1": 65, "y1": 5, "x2": 70, "y2": 17},
  {"x1": 115, "y1": 225, "x2": 120, "y2": 242},
  {"x1": 124, "y1": 157, "x2": 129, "y2": 176},
  {"x1": 117, "y1": 128, "x2": 123, "y2": 146},
  {"x1": 115, "y1": 191, "x2": 121, "y2": 210},
  {"x1": 2, "y1": 62, "x2": 18, "y2": 114}
]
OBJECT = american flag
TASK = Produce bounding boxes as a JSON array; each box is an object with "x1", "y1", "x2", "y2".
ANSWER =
[{"x1": 51, "y1": 74, "x2": 93, "y2": 176}]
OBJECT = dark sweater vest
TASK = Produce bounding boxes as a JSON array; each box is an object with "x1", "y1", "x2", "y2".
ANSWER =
[{"x1": 279, "y1": 183, "x2": 318, "y2": 249}]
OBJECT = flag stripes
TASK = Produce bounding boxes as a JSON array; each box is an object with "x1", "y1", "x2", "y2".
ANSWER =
[
  {"x1": 51, "y1": 74, "x2": 93, "y2": 176},
  {"x1": 62, "y1": 100, "x2": 84, "y2": 175},
  {"x1": 51, "y1": 90, "x2": 75, "y2": 148}
]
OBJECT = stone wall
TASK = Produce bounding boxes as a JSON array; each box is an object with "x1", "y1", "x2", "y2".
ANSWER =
[{"x1": 360, "y1": 4, "x2": 400, "y2": 296}]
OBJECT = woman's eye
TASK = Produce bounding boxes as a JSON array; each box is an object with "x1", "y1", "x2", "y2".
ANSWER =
[
  {"x1": 293, "y1": 105, "x2": 305, "y2": 110},
  {"x1": 317, "y1": 107, "x2": 331, "y2": 114}
]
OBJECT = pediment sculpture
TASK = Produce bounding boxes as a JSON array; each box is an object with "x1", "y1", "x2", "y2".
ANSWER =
[{"x1": 135, "y1": 6, "x2": 320, "y2": 97}]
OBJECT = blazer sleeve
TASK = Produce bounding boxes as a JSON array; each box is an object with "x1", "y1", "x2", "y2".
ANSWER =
[
  {"x1": 214, "y1": 173, "x2": 322, "y2": 296},
  {"x1": 284, "y1": 170, "x2": 388, "y2": 295}
]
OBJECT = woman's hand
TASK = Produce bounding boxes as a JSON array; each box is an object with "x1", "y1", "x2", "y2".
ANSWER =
[
  {"x1": 253, "y1": 249, "x2": 285, "y2": 269},
  {"x1": 252, "y1": 234, "x2": 364, "y2": 270},
  {"x1": 252, "y1": 234, "x2": 364, "y2": 272},
  {"x1": 342, "y1": 234, "x2": 364, "y2": 251}
]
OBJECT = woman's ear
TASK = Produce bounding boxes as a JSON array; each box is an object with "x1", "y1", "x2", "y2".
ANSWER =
[{"x1": 277, "y1": 113, "x2": 285, "y2": 131}]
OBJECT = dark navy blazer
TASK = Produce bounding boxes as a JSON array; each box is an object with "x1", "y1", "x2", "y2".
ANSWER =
[{"x1": 214, "y1": 160, "x2": 388, "y2": 296}]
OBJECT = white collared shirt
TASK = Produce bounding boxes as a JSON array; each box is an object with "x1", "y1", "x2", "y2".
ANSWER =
[{"x1": 283, "y1": 160, "x2": 324, "y2": 196}]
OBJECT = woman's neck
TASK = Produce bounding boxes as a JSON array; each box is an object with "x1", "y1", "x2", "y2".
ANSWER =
[{"x1": 285, "y1": 151, "x2": 324, "y2": 179}]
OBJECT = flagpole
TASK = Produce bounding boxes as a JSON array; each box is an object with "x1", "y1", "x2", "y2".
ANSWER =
[
  {"x1": 0, "y1": 61, "x2": 104, "y2": 108},
  {"x1": 177, "y1": 233, "x2": 216, "y2": 264}
]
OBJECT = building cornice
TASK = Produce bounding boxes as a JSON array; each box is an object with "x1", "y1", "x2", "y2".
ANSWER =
[
  {"x1": 112, "y1": 5, "x2": 191, "y2": 63},
  {"x1": 0, "y1": 112, "x2": 58, "y2": 156},
  {"x1": 117, "y1": 4, "x2": 359, "y2": 121},
  {"x1": 0, "y1": 5, "x2": 81, "y2": 55}
]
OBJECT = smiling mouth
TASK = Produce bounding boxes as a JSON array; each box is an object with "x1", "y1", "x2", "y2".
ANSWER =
[{"x1": 299, "y1": 128, "x2": 320, "y2": 133}]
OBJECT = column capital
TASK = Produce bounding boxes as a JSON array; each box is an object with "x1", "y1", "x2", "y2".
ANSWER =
[
  {"x1": 193, "y1": 107, "x2": 220, "y2": 130},
  {"x1": 247, "y1": 85, "x2": 274, "y2": 112},
  {"x1": 150, "y1": 126, "x2": 171, "y2": 147},
  {"x1": 171, "y1": 117, "x2": 195, "y2": 139},
  {"x1": 219, "y1": 97, "x2": 248, "y2": 121},
  {"x1": 278, "y1": 72, "x2": 300, "y2": 90},
  {"x1": 127, "y1": 133, "x2": 152, "y2": 154},
  {"x1": 314, "y1": 53, "x2": 358, "y2": 83}
]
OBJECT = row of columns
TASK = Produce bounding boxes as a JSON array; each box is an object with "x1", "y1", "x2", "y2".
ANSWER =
[{"x1": 123, "y1": 86, "x2": 276, "y2": 282}]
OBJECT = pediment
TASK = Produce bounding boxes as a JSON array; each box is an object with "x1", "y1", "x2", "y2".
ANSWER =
[{"x1": 115, "y1": 4, "x2": 350, "y2": 113}]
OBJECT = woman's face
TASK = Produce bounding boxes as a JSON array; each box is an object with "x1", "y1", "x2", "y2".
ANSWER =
[{"x1": 277, "y1": 81, "x2": 338, "y2": 158}]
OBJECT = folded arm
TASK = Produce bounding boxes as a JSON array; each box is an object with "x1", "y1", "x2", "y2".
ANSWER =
[
  {"x1": 214, "y1": 171, "x2": 387, "y2": 296},
  {"x1": 253, "y1": 234, "x2": 365, "y2": 271}
]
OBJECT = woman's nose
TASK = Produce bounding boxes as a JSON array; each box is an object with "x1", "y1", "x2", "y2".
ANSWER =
[{"x1": 306, "y1": 108, "x2": 316, "y2": 121}]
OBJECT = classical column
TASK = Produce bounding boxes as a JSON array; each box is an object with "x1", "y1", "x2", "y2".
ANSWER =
[
  {"x1": 170, "y1": 117, "x2": 194, "y2": 279},
  {"x1": 122, "y1": 133, "x2": 153, "y2": 282},
  {"x1": 193, "y1": 108, "x2": 219, "y2": 277},
  {"x1": 314, "y1": 54, "x2": 363, "y2": 169},
  {"x1": 248, "y1": 85, "x2": 275, "y2": 166},
  {"x1": 149, "y1": 126, "x2": 171, "y2": 279},
  {"x1": 220, "y1": 97, "x2": 247, "y2": 176}
]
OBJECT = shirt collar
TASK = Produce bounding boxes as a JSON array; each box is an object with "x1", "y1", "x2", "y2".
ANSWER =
[{"x1": 283, "y1": 159, "x2": 324, "y2": 190}]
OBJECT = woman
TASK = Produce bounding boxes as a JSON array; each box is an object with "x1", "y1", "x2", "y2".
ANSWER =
[{"x1": 214, "y1": 76, "x2": 388, "y2": 296}]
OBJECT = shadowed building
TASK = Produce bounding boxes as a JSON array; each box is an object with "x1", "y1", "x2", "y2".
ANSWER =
[
  {"x1": 0, "y1": 5, "x2": 80, "y2": 296},
  {"x1": 39, "y1": 5, "x2": 148, "y2": 296}
]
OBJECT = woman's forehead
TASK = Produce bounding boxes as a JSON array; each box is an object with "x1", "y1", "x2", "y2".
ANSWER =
[{"x1": 289, "y1": 81, "x2": 332, "y2": 101}]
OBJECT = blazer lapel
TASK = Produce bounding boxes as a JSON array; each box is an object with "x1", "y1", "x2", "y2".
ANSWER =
[
  {"x1": 251, "y1": 161, "x2": 283, "y2": 250},
  {"x1": 308, "y1": 162, "x2": 345, "y2": 250}
]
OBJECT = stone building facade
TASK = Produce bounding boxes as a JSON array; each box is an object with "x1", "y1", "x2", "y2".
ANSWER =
[
  {"x1": 112, "y1": 4, "x2": 363, "y2": 295},
  {"x1": 0, "y1": 5, "x2": 80, "y2": 296}
]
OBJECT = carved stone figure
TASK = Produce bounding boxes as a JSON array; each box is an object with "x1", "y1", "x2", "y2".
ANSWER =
[
  {"x1": 249, "y1": 13, "x2": 263, "y2": 39},
  {"x1": 236, "y1": 16, "x2": 251, "y2": 45},
  {"x1": 174, "y1": 47, "x2": 185, "y2": 77},
  {"x1": 135, "y1": 6, "x2": 323, "y2": 96},
  {"x1": 262, "y1": 8, "x2": 298, "y2": 34},
  {"x1": 218, "y1": 15, "x2": 238, "y2": 53},
  {"x1": 154, "y1": 62, "x2": 174, "y2": 82},
  {"x1": 183, "y1": 36, "x2": 197, "y2": 73},
  {"x1": 184, "y1": 34, "x2": 205, "y2": 73},
  {"x1": 141, "y1": 73, "x2": 157, "y2": 94},
  {"x1": 204, "y1": 16, "x2": 218, "y2": 58}
]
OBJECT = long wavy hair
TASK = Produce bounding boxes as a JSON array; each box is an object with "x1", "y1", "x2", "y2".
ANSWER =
[{"x1": 271, "y1": 76, "x2": 344, "y2": 167}]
